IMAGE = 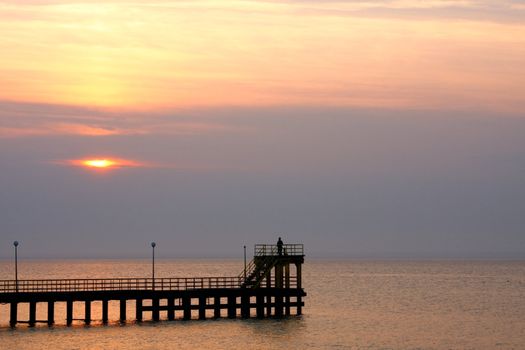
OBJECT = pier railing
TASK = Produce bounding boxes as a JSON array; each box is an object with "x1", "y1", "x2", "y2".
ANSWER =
[
  {"x1": 0, "y1": 277, "x2": 245, "y2": 293},
  {"x1": 0, "y1": 274, "x2": 300, "y2": 293},
  {"x1": 254, "y1": 244, "x2": 304, "y2": 256}
]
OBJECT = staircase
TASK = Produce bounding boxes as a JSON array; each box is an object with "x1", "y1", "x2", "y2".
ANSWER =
[{"x1": 239, "y1": 250, "x2": 279, "y2": 288}]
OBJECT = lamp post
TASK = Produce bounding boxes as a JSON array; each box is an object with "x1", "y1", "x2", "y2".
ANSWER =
[
  {"x1": 243, "y1": 245, "x2": 247, "y2": 281},
  {"x1": 13, "y1": 241, "x2": 19, "y2": 292},
  {"x1": 151, "y1": 242, "x2": 156, "y2": 290}
]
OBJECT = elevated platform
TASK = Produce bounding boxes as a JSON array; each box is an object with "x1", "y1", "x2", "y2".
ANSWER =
[{"x1": 241, "y1": 244, "x2": 304, "y2": 289}]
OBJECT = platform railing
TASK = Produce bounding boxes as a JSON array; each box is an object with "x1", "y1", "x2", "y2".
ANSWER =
[
  {"x1": 254, "y1": 244, "x2": 304, "y2": 256},
  {"x1": 0, "y1": 277, "x2": 245, "y2": 293}
]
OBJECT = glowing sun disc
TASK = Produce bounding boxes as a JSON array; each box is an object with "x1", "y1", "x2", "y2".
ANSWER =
[
  {"x1": 63, "y1": 157, "x2": 145, "y2": 170},
  {"x1": 83, "y1": 159, "x2": 116, "y2": 168}
]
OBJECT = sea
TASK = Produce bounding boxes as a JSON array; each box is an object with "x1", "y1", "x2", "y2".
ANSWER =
[{"x1": 0, "y1": 259, "x2": 524, "y2": 349}]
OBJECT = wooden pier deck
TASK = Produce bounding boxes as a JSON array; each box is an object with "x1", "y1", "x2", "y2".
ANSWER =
[{"x1": 0, "y1": 244, "x2": 306, "y2": 327}]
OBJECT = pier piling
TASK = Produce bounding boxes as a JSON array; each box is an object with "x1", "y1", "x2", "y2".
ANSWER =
[
  {"x1": 136, "y1": 298, "x2": 143, "y2": 321},
  {"x1": 102, "y1": 299, "x2": 109, "y2": 324},
  {"x1": 29, "y1": 301, "x2": 36, "y2": 326},
  {"x1": 120, "y1": 299, "x2": 126, "y2": 322},
  {"x1": 214, "y1": 296, "x2": 221, "y2": 318},
  {"x1": 199, "y1": 296, "x2": 206, "y2": 320},
  {"x1": 10, "y1": 302, "x2": 17, "y2": 327},
  {"x1": 47, "y1": 301, "x2": 54, "y2": 325},
  {"x1": 227, "y1": 295, "x2": 236, "y2": 319},
  {"x1": 152, "y1": 298, "x2": 160, "y2": 321},
  {"x1": 66, "y1": 300, "x2": 73, "y2": 326},
  {"x1": 85, "y1": 300, "x2": 91, "y2": 325},
  {"x1": 256, "y1": 294, "x2": 264, "y2": 318},
  {"x1": 167, "y1": 298, "x2": 175, "y2": 320}
]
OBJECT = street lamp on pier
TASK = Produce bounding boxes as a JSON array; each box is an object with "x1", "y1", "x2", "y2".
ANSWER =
[
  {"x1": 13, "y1": 241, "x2": 19, "y2": 292},
  {"x1": 151, "y1": 242, "x2": 156, "y2": 290},
  {"x1": 243, "y1": 245, "x2": 247, "y2": 281}
]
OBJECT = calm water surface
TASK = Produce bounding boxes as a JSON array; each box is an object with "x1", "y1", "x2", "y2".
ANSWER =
[{"x1": 0, "y1": 259, "x2": 524, "y2": 349}]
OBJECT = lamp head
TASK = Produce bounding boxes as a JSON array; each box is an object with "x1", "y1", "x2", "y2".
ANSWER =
[
  {"x1": 13, "y1": 241, "x2": 19, "y2": 247},
  {"x1": 151, "y1": 242, "x2": 156, "y2": 248}
]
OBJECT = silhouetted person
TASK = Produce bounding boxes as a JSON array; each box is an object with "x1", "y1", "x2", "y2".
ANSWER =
[{"x1": 277, "y1": 237, "x2": 283, "y2": 256}]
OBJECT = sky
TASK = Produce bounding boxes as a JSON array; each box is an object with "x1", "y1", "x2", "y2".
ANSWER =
[{"x1": 0, "y1": 0, "x2": 524, "y2": 259}]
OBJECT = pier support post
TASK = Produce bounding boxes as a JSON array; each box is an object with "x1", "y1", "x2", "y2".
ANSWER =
[
  {"x1": 47, "y1": 301, "x2": 54, "y2": 326},
  {"x1": 136, "y1": 298, "x2": 143, "y2": 322},
  {"x1": 102, "y1": 299, "x2": 109, "y2": 324},
  {"x1": 152, "y1": 298, "x2": 160, "y2": 321},
  {"x1": 285, "y1": 264, "x2": 291, "y2": 316},
  {"x1": 214, "y1": 296, "x2": 221, "y2": 318},
  {"x1": 10, "y1": 302, "x2": 17, "y2": 327},
  {"x1": 297, "y1": 294, "x2": 302, "y2": 315},
  {"x1": 241, "y1": 294, "x2": 250, "y2": 318},
  {"x1": 256, "y1": 294, "x2": 264, "y2": 318},
  {"x1": 167, "y1": 298, "x2": 175, "y2": 321},
  {"x1": 85, "y1": 300, "x2": 91, "y2": 325},
  {"x1": 266, "y1": 295, "x2": 272, "y2": 316},
  {"x1": 29, "y1": 301, "x2": 36, "y2": 326},
  {"x1": 198, "y1": 296, "x2": 206, "y2": 320},
  {"x1": 285, "y1": 263, "x2": 290, "y2": 287},
  {"x1": 275, "y1": 291, "x2": 283, "y2": 318},
  {"x1": 227, "y1": 295, "x2": 236, "y2": 319},
  {"x1": 183, "y1": 296, "x2": 191, "y2": 320},
  {"x1": 295, "y1": 263, "x2": 302, "y2": 289},
  {"x1": 285, "y1": 295, "x2": 291, "y2": 316},
  {"x1": 120, "y1": 299, "x2": 127, "y2": 322},
  {"x1": 275, "y1": 265, "x2": 283, "y2": 288},
  {"x1": 66, "y1": 300, "x2": 73, "y2": 326}
]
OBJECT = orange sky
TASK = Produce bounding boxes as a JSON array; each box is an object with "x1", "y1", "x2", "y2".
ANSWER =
[{"x1": 1, "y1": 0, "x2": 524, "y2": 114}]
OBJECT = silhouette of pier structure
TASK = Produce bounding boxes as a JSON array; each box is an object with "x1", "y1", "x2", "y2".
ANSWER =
[{"x1": 0, "y1": 243, "x2": 305, "y2": 327}]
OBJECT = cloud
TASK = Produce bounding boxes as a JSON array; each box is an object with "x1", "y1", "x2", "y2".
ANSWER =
[
  {"x1": 0, "y1": 101, "x2": 239, "y2": 138},
  {"x1": 53, "y1": 123, "x2": 125, "y2": 136},
  {"x1": 0, "y1": 123, "x2": 135, "y2": 138}
]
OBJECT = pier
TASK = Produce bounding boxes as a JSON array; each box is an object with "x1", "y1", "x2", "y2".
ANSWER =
[{"x1": 0, "y1": 243, "x2": 305, "y2": 327}]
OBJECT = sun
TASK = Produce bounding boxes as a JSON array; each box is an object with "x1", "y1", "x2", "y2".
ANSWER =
[
  {"x1": 62, "y1": 157, "x2": 145, "y2": 170},
  {"x1": 82, "y1": 159, "x2": 116, "y2": 168}
]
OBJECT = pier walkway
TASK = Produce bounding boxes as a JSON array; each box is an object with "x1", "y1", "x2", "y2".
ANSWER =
[{"x1": 0, "y1": 243, "x2": 306, "y2": 327}]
